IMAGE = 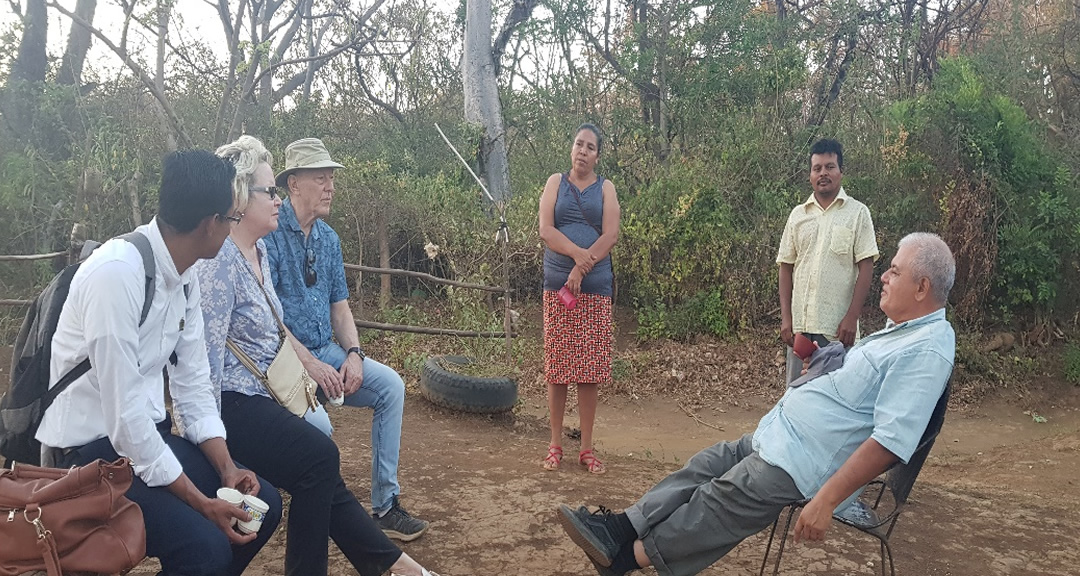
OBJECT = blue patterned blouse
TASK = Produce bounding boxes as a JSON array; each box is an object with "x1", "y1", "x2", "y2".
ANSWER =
[{"x1": 196, "y1": 237, "x2": 283, "y2": 399}]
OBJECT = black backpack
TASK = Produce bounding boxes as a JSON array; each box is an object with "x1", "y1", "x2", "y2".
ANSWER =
[{"x1": 0, "y1": 232, "x2": 160, "y2": 467}]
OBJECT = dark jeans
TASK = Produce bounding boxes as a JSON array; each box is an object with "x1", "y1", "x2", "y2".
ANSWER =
[
  {"x1": 221, "y1": 391, "x2": 402, "y2": 576},
  {"x1": 56, "y1": 424, "x2": 282, "y2": 576}
]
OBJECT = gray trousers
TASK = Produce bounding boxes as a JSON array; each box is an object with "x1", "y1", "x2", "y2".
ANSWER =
[
  {"x1": 785, "y1": 347, "x2": 803, "y2": 384},
  {"x1": 625, "y1": 434, "x2": 804, "y2": 576}
]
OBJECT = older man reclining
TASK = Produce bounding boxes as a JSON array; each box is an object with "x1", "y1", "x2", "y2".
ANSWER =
[{"x1": 557, "y1": 232, "x2": 956, "y2": 576}]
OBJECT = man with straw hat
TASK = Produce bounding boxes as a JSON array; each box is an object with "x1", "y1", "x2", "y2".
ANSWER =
[{"x1": 265, "y1": 138, "x2": 429, "y2": 542}]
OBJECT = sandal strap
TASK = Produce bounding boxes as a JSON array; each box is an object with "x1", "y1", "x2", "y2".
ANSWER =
[
  {"x1": 544, "y1": 445, "x2": 563, "y2": 464},
  {"x1": 579, "y1": 449, "x2": 606, "y2": 473}
]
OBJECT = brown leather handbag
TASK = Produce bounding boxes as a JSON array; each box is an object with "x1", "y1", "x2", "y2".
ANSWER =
[{"x1": 0, "y1": 458, "x2": 146, "y2": 576}]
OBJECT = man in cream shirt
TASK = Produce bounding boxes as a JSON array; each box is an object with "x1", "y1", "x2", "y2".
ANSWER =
[
  {"x1": 37, "y1": 149, "x2": 281, "y2": 576},
  {"x1": 778, "y1": 139, "x2": 879, "y2": 383}
]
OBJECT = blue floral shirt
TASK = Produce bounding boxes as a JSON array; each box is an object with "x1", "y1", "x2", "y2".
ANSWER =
[
  {"x1": 196, "y1": 237, "x2": 283, "y2": 399},
  {"x1": 263, "y1": 198, "x2": 349, "y2": 350}
]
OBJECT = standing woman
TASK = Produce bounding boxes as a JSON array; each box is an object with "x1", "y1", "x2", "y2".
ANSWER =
[
  {"x1": 538, "y1": 123, "x2": 621, "y2": 474},
  {"x1": 196, "y1": 136, "x2": 440, "y2": 576}
]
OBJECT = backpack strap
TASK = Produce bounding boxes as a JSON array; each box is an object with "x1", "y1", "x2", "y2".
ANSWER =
[
  {"x1": 118, "y1": 231, "x2": 156, "y2": 327},
  {"x1": 45, "y1": 232, "x2": 158, "y2": 404}
]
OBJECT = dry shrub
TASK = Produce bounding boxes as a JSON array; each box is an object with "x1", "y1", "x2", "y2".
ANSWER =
[{"x1": 941, "y1": 170, "x2": 997, "y2": 327}]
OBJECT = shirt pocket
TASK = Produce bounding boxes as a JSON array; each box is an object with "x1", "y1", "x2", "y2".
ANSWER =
[
  {"x1": 828, "y1": 349, "x2": 878, "y2": 409},
  {"x1": 830, "y1": 226, "x2": 854, "y2": 258}
]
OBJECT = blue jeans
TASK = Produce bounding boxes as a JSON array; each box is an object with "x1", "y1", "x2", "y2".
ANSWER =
[
  {"x1": 57, "y1": 428, "x2": 282, "y2": 576},
  {"x1": 303, "y1": 343, "x2": 404, "y2": 514}
]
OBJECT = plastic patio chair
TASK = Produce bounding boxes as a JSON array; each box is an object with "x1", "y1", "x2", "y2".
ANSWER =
[{"x1": 758, "y1": 380, "x2": 952, "y2": 576}]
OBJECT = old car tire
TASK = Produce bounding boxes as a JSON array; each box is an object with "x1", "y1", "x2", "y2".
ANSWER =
[{"x1": 419, "y1": 355, "x2": 518, "y2": 413}]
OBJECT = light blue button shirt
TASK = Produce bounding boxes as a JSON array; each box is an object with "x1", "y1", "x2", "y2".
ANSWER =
[{"x1": 753, "y1": 308, "x2": 954, "y2": 508}]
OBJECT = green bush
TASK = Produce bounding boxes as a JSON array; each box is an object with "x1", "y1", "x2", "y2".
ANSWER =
[
  {"x1": 636, "y1": 288, "x2": 731, "y2": 341},
  {"x1": 1063, "y1": 344, "x2": 1080, "y2": 385}
]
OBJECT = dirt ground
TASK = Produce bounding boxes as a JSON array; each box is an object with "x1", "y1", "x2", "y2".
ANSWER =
[
  {"x1": 296, "y1": 392, "x2": 1080, "y2": 576},
  {"x1": 4, "y1": 344, "x2": 1080, "y2": 576}
]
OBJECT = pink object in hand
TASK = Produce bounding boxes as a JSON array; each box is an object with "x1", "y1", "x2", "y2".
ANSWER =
[
  {"x1": 792, "y1": 332, "x2": 819, "y2": 360},
  {"x1": 557, "y1": 286, "x2": 578, "y2": 310}
]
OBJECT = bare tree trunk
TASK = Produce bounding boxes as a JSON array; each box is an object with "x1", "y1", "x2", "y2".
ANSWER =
[
  {"x1": 48, "y1": 0, "x2": 194, "y2": 148},
  {"x1": 2, "y1": 0, "x2": 47, "y2": 139},
  {"x1": 57, "y1": 0, "x2": 97, "y2": 86},
  {"x1": 303, "y1": 0, "x2": 315, "y2": 100},
  {"x1": 9, "y1": 0, "x2": 47, "y2": 85},
  {"x1": 463, "y1": 0, "x2": 512, "y2": 203},
  {"x1": 155, "y1": 0, "x2": 177, "y2": 150}
]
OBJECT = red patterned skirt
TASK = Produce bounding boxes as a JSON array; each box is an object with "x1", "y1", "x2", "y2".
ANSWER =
[{"x1": 543, "y1": 290, "x2": 613, "y2": 385}]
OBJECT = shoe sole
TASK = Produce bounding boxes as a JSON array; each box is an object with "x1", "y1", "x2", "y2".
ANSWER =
[
  {"x1": 589, "y1": 556, "x2": 619, "y2": 576},
  {"x1": 557, "y1": 505, "x2": 614, "y2": 567},
  {"x1": 382, "y1": 525, "x2": 428, "y2": 542}
]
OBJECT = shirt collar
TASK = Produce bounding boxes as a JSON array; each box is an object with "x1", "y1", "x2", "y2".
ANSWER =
[
  {"x1": 882, "y1": 307, "x2": 947, "y2": 332},
  {"x1": 802, "y1": 186, "x2": 849, "y2": 212},
  {"x1": 280, "y1": 197, "x2": 319, "y2": 241},
  {"x1": 147, "y1": 217, "x2": 185, "y2": 289}
]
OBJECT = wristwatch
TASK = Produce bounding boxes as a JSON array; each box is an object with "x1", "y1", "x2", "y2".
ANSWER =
[{"x1": 346, "y1": 346, "x2": 365, "y2": 361}]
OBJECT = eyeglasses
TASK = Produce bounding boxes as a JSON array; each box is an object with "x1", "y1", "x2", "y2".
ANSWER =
[
  {"x1": 218, "y1": 213, "x2": 243, "y2": 224},
  {"x1": 249, "y1": 186, "x2": 281, "y2": 200},
  {"x1": 305, "y1": 247, "x2": 317, "y2": 287}
]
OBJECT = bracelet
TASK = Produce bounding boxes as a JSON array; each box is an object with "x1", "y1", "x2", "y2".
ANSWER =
[{"x1": 346, "y1": 346, "x2": 365, "y2": 361}]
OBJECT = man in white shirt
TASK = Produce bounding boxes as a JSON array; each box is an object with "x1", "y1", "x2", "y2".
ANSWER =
[{"x1": 36, "y1": 149, "x2": 282, "y2": 576}]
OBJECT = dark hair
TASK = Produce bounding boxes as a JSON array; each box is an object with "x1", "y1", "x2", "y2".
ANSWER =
[
  {"x1": 576, "y1": 123, "x2": 603, "y2": 155},
  {"x1": 158, "y1": 149, "x2": 236, "y2": 233},
  {"x1": 809, "y1": 139, "x2": 843, "y2": 171}
]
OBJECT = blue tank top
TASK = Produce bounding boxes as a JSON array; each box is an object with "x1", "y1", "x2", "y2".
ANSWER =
[{"x1": 543, "y1": 174, "x2": 613, "y2": 296}]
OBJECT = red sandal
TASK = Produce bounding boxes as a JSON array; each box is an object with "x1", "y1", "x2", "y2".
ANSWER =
[
  {"x1": 543, "y1": 445, "x2": 563, "y2": 471},
  {"x1": 579, "y1": 449, "x2": 606, "y2": 475}
]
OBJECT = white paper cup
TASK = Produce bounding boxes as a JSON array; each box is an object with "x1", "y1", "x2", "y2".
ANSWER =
[
  {"x1": 237, "y1": 494, "x2": 269, "y2": 535},
  {"x1": 216, "y1": 487, "x2": 244, "y2": 526}
]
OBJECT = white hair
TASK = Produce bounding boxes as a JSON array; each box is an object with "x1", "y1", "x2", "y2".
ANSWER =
[
  {"x1": 215, "y1": 135, "x2": 273, "y2": 213},
  {"x1": 898, "y1": 232, "x2": 956, "y2": 304}
]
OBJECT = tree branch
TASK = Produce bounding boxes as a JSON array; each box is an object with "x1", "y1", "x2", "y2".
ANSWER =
[
  {"x1": 47, "y1": 0, "x2": 193, "y2": 148},
  {"x1": 354, "y1": 55, "x2": 405, "y2": 123},
  {"x1": 579, "y1": 25, "x2": 659, "y2": 97},
  {"x1": 492, "y1": 0, "x2": 539, "y2": 76}
]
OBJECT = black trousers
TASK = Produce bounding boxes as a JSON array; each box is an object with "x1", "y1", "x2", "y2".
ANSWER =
[
  {"x1": 57, "y1": 422, "x2": 282, "y2": 576},
  {"x1": 221, "y1": 391, "x2": 402, "y2": 576}
]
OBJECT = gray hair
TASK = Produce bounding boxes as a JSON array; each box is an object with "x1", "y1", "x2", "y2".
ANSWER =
[
  {"x1": 898, "y1": 232, "x2": 955, "y2": 304},
  {"x1": 215, "y1": 135, "x2": 273, "y2": 213}
]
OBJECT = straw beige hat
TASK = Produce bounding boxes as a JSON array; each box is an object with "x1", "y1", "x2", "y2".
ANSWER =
[{"x1": 275, "y1": 138, "x2": 345, "y2": 187}]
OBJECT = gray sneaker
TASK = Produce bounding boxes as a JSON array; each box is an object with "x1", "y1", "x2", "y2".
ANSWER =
[{"x1": 376, "y1": 496, "x2": 429, "y2": 542}]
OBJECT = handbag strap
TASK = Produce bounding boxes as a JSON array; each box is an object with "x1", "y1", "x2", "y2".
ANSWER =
[
  {"x1": 225, "y1": 249, "x2": 288, "y2": 390},
  {"x1": 37, "y1": 526, "x2": 62, "y2": 576},
  {"x1": 238, "y1": 250, "x2": 288, "y2": 346},
  {"x1": 23, "y1": 503, "x2": 63, "y2": 576},
  {"x1": 225, "y1": 338, "x2": 269, "y2": 386}
]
